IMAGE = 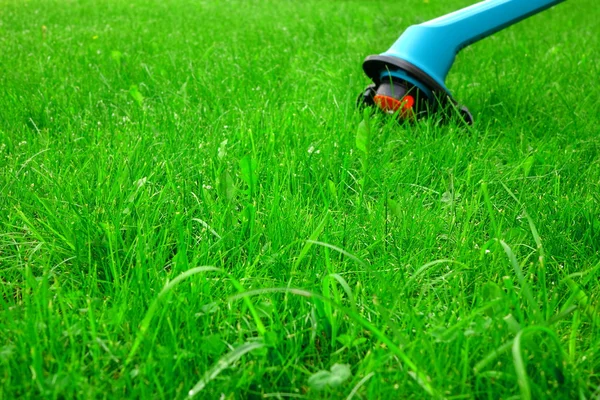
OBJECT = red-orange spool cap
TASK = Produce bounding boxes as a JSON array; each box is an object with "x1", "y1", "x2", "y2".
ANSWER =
[{"x1": 374, "y1": 94, "x2": 415, "y2": 116}]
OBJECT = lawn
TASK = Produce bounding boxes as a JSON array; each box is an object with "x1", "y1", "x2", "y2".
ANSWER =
[{"x1": 1, "y1": 0, "x2": 599, "y2": 398}]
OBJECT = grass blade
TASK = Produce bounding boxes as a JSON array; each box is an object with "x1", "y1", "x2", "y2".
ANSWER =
[
  {"x1": 512, "y1": 326, "x2": 568, "y2": 400},
  {"x1": 292, "y1": 213, "x2": 329, "y2": 271},
  {"x1": 499, "y1": 240, "x2": 542, "y2": 324},
  {"x1": 402, "y1": 259, "x2": 467, "y2": 292},
  {"x1": 346, "y1": 372, "x2": 375, "y2": 400},
  {"x1": 229, "y1": 287, "x2": 439, "y2": 397},
  {"x1": 188, "y1": 341, "x2": 265, "y2": 397},
  {"x1": 125, "y1": 266, "x2": 223, "y2": 365}
]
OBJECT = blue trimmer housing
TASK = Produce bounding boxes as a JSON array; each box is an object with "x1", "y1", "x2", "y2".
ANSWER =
[{"x1": 360, "y1": 0, "x2": 566, "y2": 123}]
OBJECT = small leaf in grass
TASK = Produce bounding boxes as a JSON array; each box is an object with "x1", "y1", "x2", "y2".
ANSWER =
[
  {"x1": 129, "y1": 85, "x2": 144, "y2": 106},
  {"x1": 135, "y1": 177, "x2": 147, "y2": 189},
  {"x1": 356, "y1": 116, "x2": 370, "y2": 154},
  {"x1": 111, "y1": 50, "x2": 122, "y2": 66},
  {"x1": 308, "y1": 363, "x2": 352, "y2": 391},
  {"x1": 256, "y1": 300, "x2": 273, "y2": 318},
  {"x1": 464, "y1": 316, "x2": 492, "y2": 337},
  {"x1": 387, "y1": 198, "x2": 402, "y2": 219},
  {"x1": 429, "y1": 326, "x2": 458, "y2": 343},
  {"x1": 503, "y1": 313, "x2": 522, "y2": 333},
  {"x1": 200, "y1": 334, "x2": 226, "y2": 356},
  {"x1": 481, "y1": 281, "x2": 505, "y2": 317},
  {"x1": 264, "y1": 331, "x2": 279, "y2": 347},
  {"x1": 336, "y1": 334, "x2": 352, "y2": 347},
  {"x1": 337, "y1": 334, "x2": 367, "y2": 348},
  {"x1": 241, "y1": 203, "x2": 255, "y2": 224},
  {"x1": 218, "y1": 170, "x2": 236, "y2": 202},
  {"x1": 441, "y1": 191, "x2": 461, "y2": 208},
  {"x1": 327, "y1": 179, "x2": 337, "y2": 201},
  {"x1": 522, "y1": 155, "x2": 535, "y2": 176},
  {"x1": 0, "y1": 345, "x2": 15, "y2": 362},
  {"x1": 217, "y1": 139, "x2": 228, "y2": 160},
  {"x1": 239, "y1": 155, "x2": 258, "y2": 196},
  {"x1": 199, "y1": 302, "x2": 219, "y2": 315}
]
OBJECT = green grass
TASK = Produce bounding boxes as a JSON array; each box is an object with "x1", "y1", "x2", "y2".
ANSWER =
[{"x1": 1, "y1": 0, "x2": 599, "y2": 398}]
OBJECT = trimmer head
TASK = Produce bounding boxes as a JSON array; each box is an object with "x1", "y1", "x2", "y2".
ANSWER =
[
  {"x1": 359, "y1": 0, "x2": 565, "y2": 125},
  {"x1": 358, "y1": 55, "x2": 473, "y2": 124}
]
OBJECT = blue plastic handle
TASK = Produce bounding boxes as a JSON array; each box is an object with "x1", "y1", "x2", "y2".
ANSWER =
[{"x1": 382, "y1": 0, "x2": 566, "y2": 92}]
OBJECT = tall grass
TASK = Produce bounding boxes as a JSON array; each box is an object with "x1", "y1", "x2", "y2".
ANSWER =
[{"x1": 1, "y1": 0, "x2": 599, "y2": 398}]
